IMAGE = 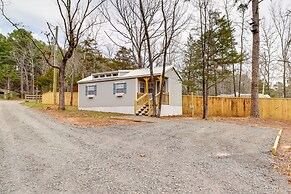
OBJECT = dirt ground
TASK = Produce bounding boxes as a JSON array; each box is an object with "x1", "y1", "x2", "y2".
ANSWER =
[{"x1": 167, "y1": 115, "x2": 291, "y2": 185}]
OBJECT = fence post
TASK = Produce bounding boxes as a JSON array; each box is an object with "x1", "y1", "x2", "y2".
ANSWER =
[{"x1": 191, "y1": 92, "x2": 194, "y2": 117}]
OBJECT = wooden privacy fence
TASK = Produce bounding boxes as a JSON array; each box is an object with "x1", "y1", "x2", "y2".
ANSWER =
[
  {"x1": 42, "y1": 92, "x2": 78, "y2": 106},
  {"x1": 183, "y1": 95, "x2": 291, "y2": 121}
]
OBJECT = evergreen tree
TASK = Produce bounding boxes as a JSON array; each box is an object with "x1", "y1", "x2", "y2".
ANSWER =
[
  {"x1": 111, "y1": 46, "x2": 136, "y2": 70},
  {"x1": 0, "y1": 33, "x2": 18, "y2": 91},
  {"x1": 182, "y1": 11, "x2": 241, "y2": 96},
  {"x1": 181, "y1": 34, "x2": 201, "y2": 94}
]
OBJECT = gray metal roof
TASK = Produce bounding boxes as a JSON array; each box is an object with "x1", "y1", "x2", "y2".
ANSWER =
[{"x1": 77, "y1": 66, "x2": 181, "y2": 84}]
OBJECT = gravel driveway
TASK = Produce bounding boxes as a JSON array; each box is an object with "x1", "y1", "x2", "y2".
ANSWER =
[{"x1": 0, "y1": 101, "x2": 289, "y2": 193}]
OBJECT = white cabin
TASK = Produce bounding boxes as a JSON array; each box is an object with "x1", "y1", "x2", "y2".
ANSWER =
[{"x1": 77, "y1": 66, "x2": 182, "y2": 116}]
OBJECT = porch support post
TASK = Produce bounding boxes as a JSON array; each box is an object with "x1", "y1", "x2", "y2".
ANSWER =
[
  {"x1": 143, "y1": 77, "x2": 150, "y2": 113},
  {"x1": 143, "y1": 77, "x2": 150, "y2": 94},
  {"x1": 158, "y1": 76, "x2": 163, "y2": 93}
]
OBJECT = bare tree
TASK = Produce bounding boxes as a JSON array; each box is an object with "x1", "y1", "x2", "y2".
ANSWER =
[
  {"x1": 69, "y1": 51, "x2": 76, "y2": 106},
  {"x1": 137, "y1": 0, "x2": 188, "y2": 117},
  {"x1": 156, "y1": 0, "x2": 188, "y2": 117},
  {"x1": 223, "y1": 0, "x2": 237, "y2": 97},
  {"x1": 237, "y1": 2, "x2": 249, "y2": 97},
  {"x1": 260, "y1": 20, "x2": 277, "y2": 96},
  {"x1": 102, "y1": 0, "x2": 147, "y2": 68},
  {"x1": 53, "y1": 0, "x2": 105, "y2": 110},
  {"x1": 139, "y1": 0, "x2": 161, "y2": 116},
  {"x1": 270, "y1": 1, "x2": 291, "y2": 98}
]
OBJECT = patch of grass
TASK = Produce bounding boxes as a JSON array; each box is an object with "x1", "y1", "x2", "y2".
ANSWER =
[
  {"x1": 21, "y1": 102, "x2": 126, "y2": 118},
  {"x1": 63, "y1": 107, "x2": 125, "y2": 118},
  {"x1": 82, "y1": 110, "x2": 125, "y2": 118},
  {"x1": 21, "y1": 101, "x2": 48, "y2": 108}
]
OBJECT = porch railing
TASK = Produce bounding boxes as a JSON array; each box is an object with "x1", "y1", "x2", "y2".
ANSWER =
[
  {"x1": 137, "y1": 92, "x2": 169, "y2": 105},
  {"x1": 134, "y1": 93, "x2": 148, "y2": 114},
  {"x1": 148, "y1": 92, "x2": 169, "y2": 116}
]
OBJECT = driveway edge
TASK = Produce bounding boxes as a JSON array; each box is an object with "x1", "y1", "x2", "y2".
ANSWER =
[{"x1": 272, "y1": 129, "x2": 283, "y2": 156}]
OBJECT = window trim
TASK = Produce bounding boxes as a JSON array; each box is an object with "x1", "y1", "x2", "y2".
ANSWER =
[
  {"x1": 113, "y1": 82, "x2": 127, "y2": 95},
  {"x1": 86, "y1": 84, "x2": 97, "y2": 96},
  {"x1": 139, "y1": 81, "x2": 145, "y2": 93}
]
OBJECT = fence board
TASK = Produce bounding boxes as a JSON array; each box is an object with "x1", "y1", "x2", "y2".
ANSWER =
[
  {"x1": 182, "y1": 95, "x2": 291, "y2": 121},
  {"x1": 42, "y1": 92, "x2": 78, "y2": 106}
]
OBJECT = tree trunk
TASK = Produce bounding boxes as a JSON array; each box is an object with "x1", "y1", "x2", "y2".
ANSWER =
[
  {"x1": 201, "y1": 0, "x2": 208, "y2": 119},
  {"x1": 20, "y1": 63, "x2": 24, "y2": 98},
  {"x1": 224, "y1": 1, "x2": 236, "y2": 97},
  {"x1": 250, "y1": 0, "x2": 260, "y2": 118},
  {"x1": 7, "y1": 75, "x2": 10, "y2": 92},
  {"x1": 214, "y1": 69, "x2": 218, "y2": 96},
  {"x1": 157, "y1": 77, "x2": 164, "y2": 118},
  {"x1": 137, "y1": 50, "x2": 143, "y2": 69},
  {"x1": 283, "y1": 61, "x2": 286, "y2": 98},
  {"x1": 238, "y1": 7, "x2": 246, "y2": 97},
  {"x1": 214, "y1": 82, "x2": 218, "y2": 96},
  {"x1": 202, "y1": 76, "x2": 209, "y2": 119},
  {"x1": 267, "y1": 57, "x2": 271, "y2": 96},
  {"x1": 232, "y1": 63, "x2": 236, "y2": 97},
  {"x1": 150, "y1": 76, "x2": 156, "y2": 117},
  {"x1": 58, "y1": 64, "x2": 66, "y2": 110},
  {"x1": 70, "y1": 60, "x2": 75, "y2": 106},
  {"x1": 157, "y1": 0, "x2": 168, "y2": 118},
  {"x1": 24, "y1": 67, "x2": 29, "y2": 94},
  {"x1": 139, "y1": 0, "x2": 156, "y2": 116},
  {"x1": 31, "y1": 59, "x2": 35, "y2": 95}
]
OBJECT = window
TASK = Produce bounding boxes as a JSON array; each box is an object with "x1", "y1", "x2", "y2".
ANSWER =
[
  {"x1": 148, "y1": 82, "x2": 153, "y2": 94},
  {"x1": 139, "y1": 81, "x2": 145, "y2": 93},
  {"x1": 86, "y1": 85, "x2": 97, "y2": 96},
  {"x1": 157, "y1": 80, "x2": 167, "y2": 93},
  {"x1": 113, "y1": 83, "x2": 127, "y2": 94}
]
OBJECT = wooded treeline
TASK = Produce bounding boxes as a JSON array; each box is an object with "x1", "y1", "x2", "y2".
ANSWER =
[
  {"x1": 1, "y1": 0, "x2": 291, "y2": 118},
  {"x1": 0, "y1": 29, "x2": 136, "y2": 97},
  {"x1": 181, "y1": 0, "x2": 291, "y2": 99}
]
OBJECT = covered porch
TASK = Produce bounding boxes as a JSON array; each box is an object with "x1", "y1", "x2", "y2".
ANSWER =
[{"x1": 134, "y1": 76, "x2": 169, "y2": 116}]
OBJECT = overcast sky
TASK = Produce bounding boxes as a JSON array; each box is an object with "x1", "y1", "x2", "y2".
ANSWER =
[
  {"x1": 1, "y1": 0, "x2": 59, "y2": 38},
  {"x1": 1, "y1": 0, "x2": 290, "y2": 39},
  {"x1": 0, "y1": 0, "x2": 290, "y2": 63}
]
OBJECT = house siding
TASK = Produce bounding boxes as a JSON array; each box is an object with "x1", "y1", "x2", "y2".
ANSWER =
[
  {"x1": 166, "y1": 69, "x2": 182, "y2": 106},
  {"x1": 78, "y1": 78, "x2": 137, "y2": 110}
]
